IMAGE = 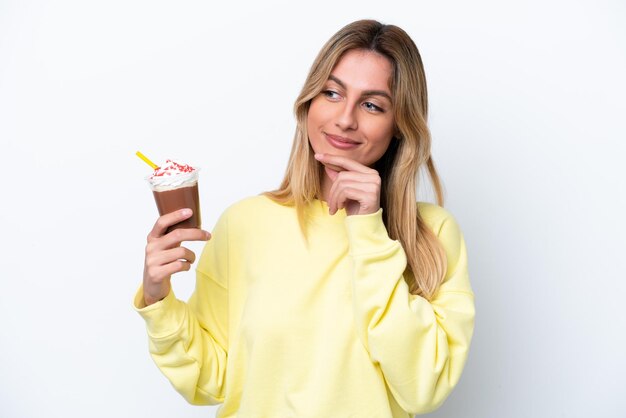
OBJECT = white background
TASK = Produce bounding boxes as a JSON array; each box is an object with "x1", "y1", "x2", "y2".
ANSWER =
[{"x1": 1, "y1": 0, "x2": 625, "y2": 417}]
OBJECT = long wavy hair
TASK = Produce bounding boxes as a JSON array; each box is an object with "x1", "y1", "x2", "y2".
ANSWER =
[{"x1": 264, "y1": 20, "x2": 447, "y2": 300}]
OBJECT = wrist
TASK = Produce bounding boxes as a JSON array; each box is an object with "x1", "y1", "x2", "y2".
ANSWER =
[{"x1": 143, "y1": 285, "x2": 170, "y2": 307}]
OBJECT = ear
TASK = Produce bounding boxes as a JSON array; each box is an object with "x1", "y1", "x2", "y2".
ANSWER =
[{"x1": 393, "y1": 127, "x2": 402, "y2": 140}]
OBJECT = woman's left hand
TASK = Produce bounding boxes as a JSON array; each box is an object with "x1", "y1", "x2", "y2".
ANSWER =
[{"x1": 315, "y1": 153, "x2": 381, "y2": 216}]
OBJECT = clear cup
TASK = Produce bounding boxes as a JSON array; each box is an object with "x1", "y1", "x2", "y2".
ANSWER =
[{"x1": 146, "y1": 169, "x2": 201, "y2": 234}]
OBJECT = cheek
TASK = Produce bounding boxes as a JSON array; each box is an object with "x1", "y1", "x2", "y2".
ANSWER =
[
  {"x1": 307, "y1": 99, "x2": 325, "y2": 146},
  {"x1": 307, "y1": 98, "x2": 325, "y2": 126},
  {"x1": 370, "y1": 138, "x2": 393, "y2": 163},
  {"x1": 368, "y1": 119, "x2": 395, "y2": 147},
  {"x1": 306, "y1": 102, "x2": 317, "y2": 133},
  {"x1": 363, "y1": 120, "x2": 395, "y2": 163}
]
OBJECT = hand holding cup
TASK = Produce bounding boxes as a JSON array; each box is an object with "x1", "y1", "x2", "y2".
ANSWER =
[{"x1": 142, "y1": 209, "x2": 211, "y2": 306}]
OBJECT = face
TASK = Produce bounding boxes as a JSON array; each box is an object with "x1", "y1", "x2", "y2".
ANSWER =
[{"x1": 307, "y1": 49, "x2": 396, "y2": 168}]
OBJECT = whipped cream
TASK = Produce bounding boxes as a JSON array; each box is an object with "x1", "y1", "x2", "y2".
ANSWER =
[{"x1": 146, "y1": 159, "x2": 199, "y2": 191}]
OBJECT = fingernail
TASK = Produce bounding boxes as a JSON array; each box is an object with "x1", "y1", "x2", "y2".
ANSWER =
[{"x1": 181, "y1": 209, "x2": 191, "y2": 216}]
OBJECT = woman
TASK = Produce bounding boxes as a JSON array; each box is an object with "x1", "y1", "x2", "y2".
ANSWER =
[{"x1": 136, "y1": 19, "x2": 475, "y2": 417}]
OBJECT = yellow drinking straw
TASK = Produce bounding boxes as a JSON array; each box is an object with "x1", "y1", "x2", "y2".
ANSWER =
[{"x1": 135, "y1": 151, "x2": 159, "y2": 170}]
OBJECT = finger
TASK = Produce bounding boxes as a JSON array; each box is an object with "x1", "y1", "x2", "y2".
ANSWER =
[
  {"x1": 327, "y1": 170, "x2": 376, "y2": 199},
  {"x1": 314, "y1": 153, "x2": 376, "y2": 174},
  {"x1": 330, "y1": 170, "x2": 381, "y2": 186},
  {"x1": 147, "y1": 228, "x2": 211, "y2": 252},
  {"x1": 155, "y1": 260, "x2": 192, "y2": 279},
  {"x1": 144, "y1": 256, "x2": 192, "y2": 285},
  {"x1": 323, "y1": 162, "x2": 346, "y2": 174},
  {"x1": 331, "y1": 179, "x2": 377, "y2": 198},
  {"x1": 329, "y1": 180, "x2": 380, "y2": 215},
  {"x1": 162, "y1": 227, "x2": 211, "y2": 247},
  {"x1": 148, "y1": 209, "x2": 194, "y2": 240},
  {"x1": 330, "y1": 185, "x2": 359, "y2": 215},
  {"x1": 149, "y1": 247, "x2": 197, "y2": 267},
  {"x1": 328, "y1": 172, "x2": 380, "y2": 211},
  {"x1": 334, "y1": 186, "x2": 379, "y2": 215}
]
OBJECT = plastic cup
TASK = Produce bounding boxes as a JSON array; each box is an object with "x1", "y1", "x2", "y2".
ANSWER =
[{"x1": 146, "y1": 169, "x2": 201, "y2": 234}]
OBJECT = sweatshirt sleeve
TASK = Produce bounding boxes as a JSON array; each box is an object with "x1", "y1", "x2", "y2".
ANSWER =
[
  {"x1": 345, "y1": 207, "x2": 475, "y2": 414},
  {"x1": 133, "y1": 211, "x2": 230, "y2": 405}
]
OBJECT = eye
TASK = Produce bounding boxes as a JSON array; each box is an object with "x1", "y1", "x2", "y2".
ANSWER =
[
  {"x1": 322, "y1": 90, "x2": 341, "y2": 100},
  {"x1": 363, "y1": 101, "x2": 384, "y2": 113}
]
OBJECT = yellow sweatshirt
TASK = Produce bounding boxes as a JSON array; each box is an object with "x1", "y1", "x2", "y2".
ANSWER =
[{"x1": 134, "y1": 195, "x2": 475, "y2": 417}]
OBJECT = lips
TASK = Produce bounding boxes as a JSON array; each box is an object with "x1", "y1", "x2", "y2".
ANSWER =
[{"x1": 325, "y1": 133, "x2": 360, "y2": 150}]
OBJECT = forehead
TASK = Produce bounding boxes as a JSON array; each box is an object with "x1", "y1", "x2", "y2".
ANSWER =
[{"x1": 330, "y1": 49, "x2": 393, "y2": 94}]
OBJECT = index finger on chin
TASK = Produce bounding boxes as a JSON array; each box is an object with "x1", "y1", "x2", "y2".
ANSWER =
[{"x1": 315, "y1": 153, "x2": 373, "y2": 174}]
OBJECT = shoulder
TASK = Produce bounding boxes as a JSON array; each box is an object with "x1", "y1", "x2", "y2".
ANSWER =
[
  {"x1": 417, "y1": 202, "x2": 460, "y2": 238},
  {"x1": 417, "y1": 202, "x2": 467, "y2": 272},
  {"x1": 217, "y1": 195, "x2": 295, "y2": 235},
  {"x1": 223, "y1": 194, "x2": 271, "y2": 214},
  {"x1": 222, "y1": 194, "x2": 291, "y2": 218}
]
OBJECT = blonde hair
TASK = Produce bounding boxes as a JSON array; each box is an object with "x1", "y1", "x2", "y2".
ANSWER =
[{"x1": 264, "y1": 20, "x2": 447, "y2": 299}]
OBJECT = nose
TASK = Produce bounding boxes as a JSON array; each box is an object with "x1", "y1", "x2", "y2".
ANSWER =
[{"x1": 335, "y1": 102, "x2": 358, "y2": 131}]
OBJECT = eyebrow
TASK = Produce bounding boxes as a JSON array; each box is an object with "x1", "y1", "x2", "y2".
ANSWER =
[{"x1": 328, "y1": 75, "x2": 392, "y2": 102}]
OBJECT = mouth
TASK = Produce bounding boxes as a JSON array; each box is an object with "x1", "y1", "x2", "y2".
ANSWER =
[{"x1": 324, "y1": 133, "x2": 360, "y2": 150}]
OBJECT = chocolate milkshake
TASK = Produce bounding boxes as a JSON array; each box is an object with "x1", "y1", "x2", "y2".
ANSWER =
[{"x1": 146, "y1": 159, "x2": 201, "y2": 233}]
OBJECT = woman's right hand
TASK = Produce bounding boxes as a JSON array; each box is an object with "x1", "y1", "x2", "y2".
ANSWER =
[{"x1": 142, "y1": 208, "x2": 211, "y2": 306}]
